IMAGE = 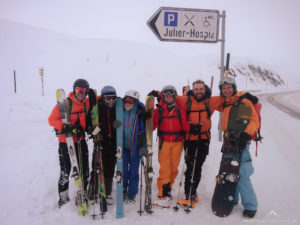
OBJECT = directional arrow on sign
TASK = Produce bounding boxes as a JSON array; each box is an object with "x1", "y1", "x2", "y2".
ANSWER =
[{"x1": 147, "y1": 7, "x2": 220, "y2": 43}]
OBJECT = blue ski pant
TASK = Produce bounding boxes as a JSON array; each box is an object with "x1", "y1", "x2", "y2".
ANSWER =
[
  {"x1": 123, "y1": 148, "x2": 141, "y2": 195},
  {"x1": 235, "y1": 144, "x2": 258, "y2": 211}
]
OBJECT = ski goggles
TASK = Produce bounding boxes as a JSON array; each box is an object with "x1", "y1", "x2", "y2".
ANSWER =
[
  {"x1": 219, "y1": 76, "x2": 236, "y2": 86},
  {"x1": 104, "y1": 95, "x2": 117, "y2": 101},
  {"x1": 162, "y1": 89, "x2": 176, "y2": 96},
  {"x1": 124, "y1": 97, "x2": 135, "y2": 104},
  {"x1": 74, "y1": 87, "x2": 88, "y2": 95}
]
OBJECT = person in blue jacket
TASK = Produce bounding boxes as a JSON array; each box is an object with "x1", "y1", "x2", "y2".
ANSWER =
[{"x1": 122, "y1": 90, "x2": 147, "y2": 203}]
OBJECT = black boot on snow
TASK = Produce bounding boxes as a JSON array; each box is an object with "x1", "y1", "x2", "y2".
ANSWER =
[
  {"x1": 127, "y1": 194, "x2": 136, "y2": 203},
  {"x1": 58, "y1": 196, "x2": 70, "y2": 208},
  {"x1": 243, "y1": 209, "x2": 257, "y2": 218},
  {"x1": 162, "y1": 182, "x2": 172, "y2": 199}
]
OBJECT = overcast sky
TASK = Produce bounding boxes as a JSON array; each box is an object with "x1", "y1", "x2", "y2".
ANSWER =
[{"x1": 1, "y1": 0, "x2": 299, "y2": 78}]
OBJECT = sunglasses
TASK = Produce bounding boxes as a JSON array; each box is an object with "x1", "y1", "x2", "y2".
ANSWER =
[
  {"x1": 162, "y1": 89, "x2": 176, "y2": 96},
  {"x1": 124, "y1": 97, "x2": 135, "y2": 104},
  {"x1": 74, "y1": 87, "x2": 88, "y2": 95},
  {"x1": 104, "y1": 95, "x2": 117, "y2": 101}
]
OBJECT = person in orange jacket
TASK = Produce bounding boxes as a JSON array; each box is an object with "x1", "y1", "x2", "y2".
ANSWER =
[
  {"x1": 219, "y1": 76, "x2": 259, "y2": 218},
  {"x1": 152, "y1": 85, "x2": 190, "y2": 208},
  {"x1": 48, "y1": 79, "x2": 90, "y2": 208}
]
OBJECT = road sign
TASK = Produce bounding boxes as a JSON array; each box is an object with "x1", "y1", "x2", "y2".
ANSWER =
[{"x1": 147, "y1": 7, "x2": 220, "y2": 43}]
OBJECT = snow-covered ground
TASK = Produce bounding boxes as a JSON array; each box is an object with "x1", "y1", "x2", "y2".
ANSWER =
[
  {"x1": 1, "y1": 18, "x2": 300, "y2": 225},
  {"x1": 0, "y1": 90, "x2": 299, "y2": 225}
]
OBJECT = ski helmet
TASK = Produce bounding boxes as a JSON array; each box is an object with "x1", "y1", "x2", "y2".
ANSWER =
[
  {"x1": 124, "y1": 90, "x2": 140, "y2": 101},
  {"x1": 219, "y1": 76, "x2": 237, "y2": 96},
  {"x1": 162, "y1": 85, "x2": 177, "y2": 96},
  {"x1": 101, "y1": 85, "x2": 116, "y2": 96},
  {"x1": 73, "y1": 79, "x2": 89, "y2": 90}
]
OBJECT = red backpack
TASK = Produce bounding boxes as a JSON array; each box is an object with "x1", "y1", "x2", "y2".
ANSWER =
[{"x1": 251, "y1": 102, "x2": 263, "y2": 156}]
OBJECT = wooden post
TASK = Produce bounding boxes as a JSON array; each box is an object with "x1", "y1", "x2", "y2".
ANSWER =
[
  {"x1": 14, "y1": 70, "x2": 17, "y2": 93},
  {"x1": 39, "y1": 67, "x2": 44, "y2": 96}
]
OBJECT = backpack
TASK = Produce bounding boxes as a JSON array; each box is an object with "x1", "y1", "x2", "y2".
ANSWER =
[
  {"x1": 226, "y1": 95, "x2": 263, "y2": 156},
  {"x1": 251, "y1": 102, "x2": 263, "y2": 156},
  {"x1": 157, "y1": 105, "x2": 184, "y2": 149}
]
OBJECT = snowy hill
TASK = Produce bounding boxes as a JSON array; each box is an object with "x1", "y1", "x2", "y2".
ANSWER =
[{"x1": 0, "y1": 19, "x2": 290, "y2": 99}]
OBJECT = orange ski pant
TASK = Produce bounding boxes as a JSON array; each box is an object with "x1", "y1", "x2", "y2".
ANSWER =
[{"x1": 157, "y1": 141, "x2": 183, "y2": 197}]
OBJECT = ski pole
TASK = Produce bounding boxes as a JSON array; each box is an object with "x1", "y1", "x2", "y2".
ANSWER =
[
  {"x1": 173, "y1": 130, "x2": 191, "y2": 212},
  {"x1": 138, "y1": 159, "x2": 144, "y2": 215}
]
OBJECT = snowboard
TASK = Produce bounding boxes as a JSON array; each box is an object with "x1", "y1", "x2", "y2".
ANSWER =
[
  {"x1": 144, "y1": 95, "x2": 155, "y2": 214},
  {"x1": 115, "y1": 97, "x2": 124, "y2": 219},
  {"x1": 88, "y1": 89, "x2": 107, "y2": 219},
  {"x1": 211, "y1": 99, "x2": 252, "y2": 217},
  {"x1": 56, "y1": 88, "x2": 88, "y2": 216}
]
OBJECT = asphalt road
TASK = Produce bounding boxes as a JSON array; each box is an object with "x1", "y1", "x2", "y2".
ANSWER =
[{"x1": 258, "y1": 90, "x2": 300, "y2": 120}]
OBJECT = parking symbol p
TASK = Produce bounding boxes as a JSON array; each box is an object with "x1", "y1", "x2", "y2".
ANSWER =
[{"x1": 164, "y1": 12, "x2": 178, "y2": 26}]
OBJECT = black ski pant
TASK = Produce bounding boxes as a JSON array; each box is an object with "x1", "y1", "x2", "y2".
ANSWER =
[
  {"x1": 184, "y1": 139, "x2": 210, "y2": 198},
  {"x1": 90, "y1": 144, "x2": 116, "y2": 196},
  {"x1": 58, "y1": 140, "x2": 89, "y2": 196}
]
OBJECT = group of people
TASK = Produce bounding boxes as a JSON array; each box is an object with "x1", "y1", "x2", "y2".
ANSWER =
[{"x1": 48, "y1": 76, "x2": 259, "y2": 218}]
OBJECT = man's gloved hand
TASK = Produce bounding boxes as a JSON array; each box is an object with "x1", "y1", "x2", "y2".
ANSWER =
[
  {"x1": 88, "y1": 89, "x2": 97, "y2": 108},
  {"x1": 61, "y1": 124, "x2": 73, "y2": 134},
  {"x1": 186, "y1": 90, "x2": 194, "y2": 96},
  {"x1": 112, "y1": 120, "x2": 122, "y2": 129},
  {"x1": 147, "y1": 90, "x2": 158, "y2": 97},
  {"x1": 72, "y1": 124, "x2": 85, "y2": 136},
  {"x1": 139, "y1": 147, "x2": 147, "y2": 157},
  {"x1": 140, "y1": 110, "x2": 152, "y2": 120},
  {"x1": 238, "y1": 132, "x2": 251, "y2": 149},
  {"x1": 244, "y1": 92, "x2": 258, "y2": 105},
  {"x1": 190, "y1": 123, "x2": 202, "y2": 135}
]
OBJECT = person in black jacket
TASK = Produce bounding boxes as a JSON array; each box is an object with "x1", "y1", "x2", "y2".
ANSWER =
[{"x1": 88, "y1": 85, "x2": 119, "y2": 205}]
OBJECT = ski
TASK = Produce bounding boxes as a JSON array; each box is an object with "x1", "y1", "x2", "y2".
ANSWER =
[
  {"x1": 115, "y1": 97, "x2": 124, "y2": 219},
  {"x1": 56, "y1": 88, "x2": 88, "y2": 216},
  {"x1": 144, "y1": 95, "x2": 155, "y2": 214},
  {"x1": 89, "y1": 89, "x2": 107, "y2": 219}
]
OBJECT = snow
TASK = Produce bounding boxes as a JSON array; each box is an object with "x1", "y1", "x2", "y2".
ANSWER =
[{"x1": 1, "y1": 19, "x2": 300, "y2": 225}]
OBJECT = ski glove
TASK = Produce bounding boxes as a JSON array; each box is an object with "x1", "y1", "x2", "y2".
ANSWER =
[
  {"x1": 140, "y1": 110, "x2": 152, "y2": 120},
  {"x1": 61, "y1": 124, "x2": 84, "y2": 135},
  {"x1": 61, "y1": 124, "x2": 74, "y2": 134},
  {"x1": 238, "y1": 132, "x2": 251, "y2": 149},
  {"x1": 190, "y1": 123, "x2": 202, "y2": 135},
  {"x1": 147, "y1": 90, "x2": 158, "y2": 97},
  {"x1": 112, "y1": 120, "x2": 122, "y2": 129},
  {"x1": 244, "y1": 92, "x2": 258, "y2": 105},
  {"x1": 186, "y1": 90, "x2": 194, "y2": 96},
  {"x1": 139, "y1": 147, "x2": 147, "y2": 157},
  {"x1": 88, "y1": 89, "x2": 97, "y2": 108}
]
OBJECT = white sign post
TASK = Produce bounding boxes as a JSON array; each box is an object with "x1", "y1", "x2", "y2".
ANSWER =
[{"x1": 147, "y1": 7, "x2": 219, "y2": 43}]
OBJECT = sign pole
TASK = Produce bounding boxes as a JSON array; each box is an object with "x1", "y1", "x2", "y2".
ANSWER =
[{"x1": 218, "y1": 10, "x2": 226, "y2": 141}]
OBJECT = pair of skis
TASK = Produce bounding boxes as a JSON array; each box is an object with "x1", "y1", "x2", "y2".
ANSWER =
[
  {"x1": 89, "y1": 89, "x2": 107, "y2": 219},
  {"x1": 138, "y1": 96, "x2": 155, "y2": 215}
]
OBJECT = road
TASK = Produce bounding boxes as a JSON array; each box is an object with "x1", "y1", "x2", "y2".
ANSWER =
[{"x1": 258, "y1": 90, "x2": 300, "y2": 120}]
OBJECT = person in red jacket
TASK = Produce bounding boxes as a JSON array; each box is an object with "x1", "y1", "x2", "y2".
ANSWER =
[
  {"x1": 153, "y1": 85, "x2": 190, "y2": 208},
  {"x1": 48, "y1": 79, "x2": 90, "y2": 208}
]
